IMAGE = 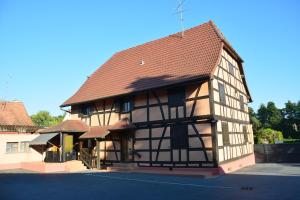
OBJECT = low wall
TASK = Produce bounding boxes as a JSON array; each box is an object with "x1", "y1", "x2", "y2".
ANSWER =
[
  {"x1": 218, "y1": 153, "x2": 255, "y2": 174},
  {"x1": 255, "y1": 144, "x2": 300, "y2": 163}
]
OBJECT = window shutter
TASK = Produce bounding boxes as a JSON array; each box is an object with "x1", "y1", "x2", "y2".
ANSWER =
[
  {"x1": 168, "y1": 88, "x2": 185, "y2": 107},
  {"x1": 218, "y1": 83, "x2": 226, "y2": 105},
  {"x1": 222, "y1": 122, "x2": 230, "y2": 145},
  {"x1": 171, "y1": 123, "x2": 188, "y2": 149}
]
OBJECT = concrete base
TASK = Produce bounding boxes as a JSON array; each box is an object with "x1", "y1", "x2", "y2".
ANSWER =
[
  {"x1": 21, "y1": 162, "x2": 66, "y2": 173},
  {"x1": 0, "y1": 163, "x2": 22, "y2": 170},
  {"x1": 0, "y1": 161, "x2": 87, "y2": 173},
  {"x1": 105, "y1": 154, "x2": 255, "y2": 177},
  {"x1": 218, "y1": 153, "x2": 256, "y2": 174}
]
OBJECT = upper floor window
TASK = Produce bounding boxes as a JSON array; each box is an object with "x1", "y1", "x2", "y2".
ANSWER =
[
  {"x1": 6, "y1": 142, "x2": 18, "y2": 153},
  {"x1": 121, "y1": 100, "x2": 133, "y2": 113},
  {"x1": 168, "y1": 88, "x2": 185, "y2": 107},
  {"x1": 240, "y1": 95, "x2": 245, "y2": 111},
  {"x1": 171, "y1": 123, "x2": 188, "y2": 149},
  {"x1": 218, "y1": 83, "x2": 226, "y2": 105},
  {"x1": 115, "y1": 98, "x2": 133, "y2": 113},
  {"x1": 81, "y1": 104, "x2": 93, "y2": 116},
  {"x1": 228, "y1": 62, "x2": 235, "y2": 75}
]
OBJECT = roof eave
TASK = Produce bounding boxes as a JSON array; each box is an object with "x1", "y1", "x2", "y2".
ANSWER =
[{"x1": 60, "y1": 75, "x2": 211, "y2": 107}]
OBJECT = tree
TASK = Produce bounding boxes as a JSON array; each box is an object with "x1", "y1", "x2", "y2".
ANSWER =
[
  {"x1": 257, "y1": 128, "x2": 283, "y2": 144},
  {"x1": 281, "y1": 101, "x2": 300, "y2": 138},
  {"x1": 249, "y1": 107, "x2": 261, "y2": 133},
  {"x1": 257, "y1": 102, "x2": 282, "y2": 130},
  {"x1": 31, "y1": 111, "x2": 65, "y2": 127}
]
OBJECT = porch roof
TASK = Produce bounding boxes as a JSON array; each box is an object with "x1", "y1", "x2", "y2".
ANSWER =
[
  {"x1": 39, "y1": 120, "x2": 89, "y2": 133},
  {"x1": 108, "y1": 118, "x2": 135, "y2": 131},
  {"x1": 79, "y1": 126, "x2": 110, "y2": 139},
  {"x1": 29, "y1": 133, "x2": 59, "y2": 145},
  {"x1": 79, "y1": 118, "x2": 135, "y2": 139}
]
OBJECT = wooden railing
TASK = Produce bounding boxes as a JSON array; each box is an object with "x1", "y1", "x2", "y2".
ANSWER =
[{"x1": 80, "y1": 148, "x2": 95, "y2": 169}]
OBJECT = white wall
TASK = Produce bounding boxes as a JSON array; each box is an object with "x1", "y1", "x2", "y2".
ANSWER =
[{"x1": 0, "y1": 134, "x2": 43, "y2": 165}]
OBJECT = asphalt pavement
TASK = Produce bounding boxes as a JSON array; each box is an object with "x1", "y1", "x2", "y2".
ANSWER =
[{"x1": 0, "y1": 164, "x2": 299, "y2": 200}]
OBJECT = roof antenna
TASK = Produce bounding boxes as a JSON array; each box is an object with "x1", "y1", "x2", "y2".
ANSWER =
[
  {"x1": 176, "y1": 0, "x2": 185, "y2": 38},
  {"x1": 1, "y1": 74, "x2": 12, "y2": 102}
]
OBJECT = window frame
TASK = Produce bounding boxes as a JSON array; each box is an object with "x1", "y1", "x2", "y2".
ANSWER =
[
  {"x1": 6, "y1": 142, "x2": 19, "y2": 153},
  {"x1": 171, "y1": 123, "x2": 188, "y2": 149}
]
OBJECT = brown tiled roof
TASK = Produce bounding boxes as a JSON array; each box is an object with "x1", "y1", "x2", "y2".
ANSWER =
[
  {"x1": 0, "y1": 101, "x2": 34, "y2": 126},
  {"x1": 79, "y1": 126, "x2": 110, "y2": 139},
  {"x1": 108, "y1": 118, "x2": 135, "y2": 131},
  {"x1": 62, "y1": 20, "x2": 250, "y2": 106},
  {"x1": 79, "y1": 118, "x2": 135, "y2": 139},
  {"x1": 39, "y1": 120, "x2": 89, "y2": 133}
]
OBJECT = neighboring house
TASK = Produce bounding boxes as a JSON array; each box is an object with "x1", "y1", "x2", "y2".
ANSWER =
[
  {"x1": 40, "y1": 21, "x2": 254, "y2": 173},
  {"x1": 0, "y1": 101, "x2": 42, "y2": 169}
]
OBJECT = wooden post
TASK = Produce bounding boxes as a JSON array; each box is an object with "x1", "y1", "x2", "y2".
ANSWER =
[
  {"x1": 96, "y1": 139, "x2": 100, "y2": 169},
  {"x1": 59, "y1": 132, "x2": 63, "y2": 162},
  {"x1": 61, "y1": 132, "x2": 65, "y2": 162}
]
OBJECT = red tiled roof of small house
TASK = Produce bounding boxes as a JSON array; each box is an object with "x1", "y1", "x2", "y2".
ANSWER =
[{"x1": 0, "y1": 101, "x2": 34, "y2": 127}]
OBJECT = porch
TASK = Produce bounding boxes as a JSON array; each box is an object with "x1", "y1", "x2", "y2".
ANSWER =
[{"x1": 29, "y1": 120, "x2": 89, "y2": 163}]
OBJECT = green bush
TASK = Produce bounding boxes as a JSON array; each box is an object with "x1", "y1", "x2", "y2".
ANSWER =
[{"x1": 257, "y1": 128, "x2": 284, "y2": 144}]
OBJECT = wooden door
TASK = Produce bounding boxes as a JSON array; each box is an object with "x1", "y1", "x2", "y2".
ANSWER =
[{"x1": 120, "y1": 135, "x2": 129, "y2": 162}]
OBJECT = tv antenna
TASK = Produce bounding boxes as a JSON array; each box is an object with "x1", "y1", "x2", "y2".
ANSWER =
[
  {"x1": 176, "y1": 0, "x2": 186, "y2": 37},
  {"x1": 1, "y1": 74, "x2": 12, "y2": 102}
]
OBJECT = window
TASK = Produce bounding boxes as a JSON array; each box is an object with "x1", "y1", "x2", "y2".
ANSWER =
[
  {"x1": 228, "y1": 62, "x2": 235, "y2": 75},
  {"x1": 171, "y1": 123, "x2": 188, "y2": 149},
  {"x1": 6, "y1": 142, "x2": 18, "y2": 153},
  {"x1": 243, "y1": 126, "x2": 248, "y2": 143},
  {"x1": 240, "y1": 95, "x2": 245, "y2": 111},
  {"x1": 168, "y1": 88, "x2": 185, "y2": 107},
  {"x1": 121, "y1": 100, "x2": 133, "y2": 113},
  {"x1": 218, "y1": 83, "x2": 226, "y2": 104},
  {"x1": 20, "y1": 142, "x2": 30, "y2": 153},
  {"x1": 81, "y1": 104, "x2": 93, "y2": 116},
  {"x1": 115, "y1": 98, "x2": 133, "y2": 113},
  {"x1": 222, "y1": 122, "x2": 230, "y2": 145}
]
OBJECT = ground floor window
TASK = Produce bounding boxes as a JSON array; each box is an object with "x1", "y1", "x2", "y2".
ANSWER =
[
  {"x1": 20, "y1": 141, "x2": 30, "y2": 152},
  {"x1": 6, "y1": 142, "x2": 18, "y2": 153},
  {"x1": 171, "y1": 123, "x2": 188, "y2": 149}
]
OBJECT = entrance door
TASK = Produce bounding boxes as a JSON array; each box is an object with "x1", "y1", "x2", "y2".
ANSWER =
[{"x1": 120, "y1": 135, "x2": 129, "y2": 162}]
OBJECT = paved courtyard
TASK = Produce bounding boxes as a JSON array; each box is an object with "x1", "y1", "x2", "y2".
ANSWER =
[{"x1": 0, "y1": 164, "x2": 299, "y2": 200}]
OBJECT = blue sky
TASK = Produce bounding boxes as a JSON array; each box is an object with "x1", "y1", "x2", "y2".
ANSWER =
[{"x1": 0, "y1": 0, "x2": 299, "y2": 116}]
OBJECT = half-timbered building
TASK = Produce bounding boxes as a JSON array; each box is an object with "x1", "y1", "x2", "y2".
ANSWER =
[{"x1": 59, "y1": 21, "x2": 254, "y2": 173}]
